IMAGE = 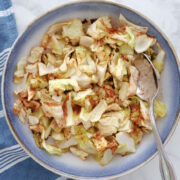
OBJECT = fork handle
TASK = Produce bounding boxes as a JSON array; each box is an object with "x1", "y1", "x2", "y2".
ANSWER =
[
  {"x1": 149, "y1": 102, "x2": 176, "y2": 180},
  {"x1": 159, "y1": 152, "x2": 176, "y2": 180}
]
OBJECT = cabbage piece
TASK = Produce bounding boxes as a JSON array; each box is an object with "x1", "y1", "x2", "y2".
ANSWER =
[
  {"x1": 61, "y1": 65, "x2": 77, "y2": 79},
  {"x1": 59, "y1": 59, "x2": 67, "y2": 72},
  {"x1": 29, "y1": 124, "x2": 44, "y2": 135},
  {"x1": 49, "y1": 79, "x2": 80, "y2": 94},
  {"x1": 119, "y1": 82, "x2": 129, "y2": 101},
  {"x1": 109, "y1": 32, "x2": 128, "y2": 46},
  {"x1": 139, "y1": 100, "x2": 152, "y2": 131},
  {"x1": 92, "y1": 137, "x2": 108, "y2": 152},
  {"x1": 27, "y1": 47, "x2": 44, "y2": 63},
  {"x1": 103, "y1": 109, "x2": 130, "y2": 126},
  {"x1": 44, "y1": 53, "x2": 62, "y2": 67},
  {"x1": 75, "y1": 46, "x2": 88, "y2": 65},
  {"x1": 80, "y1": 141, "x2": 97, "y2": 154},
  {"x1": 34, "y1": 118, "x2": 51, "y2": 140},
  {"x1": 115, "y1": 132, "x2": 136, "y2": 153},
  {"x1": 75, "y1": 46, "x2": 96, "y2": 75},
  {"x1": 18, "y1": 108, "x2": 27, "y2": 123},
  {"x1": 30, "y1": 76, "x2": 48, "y2": 89},
  {"x1": 14, "y1": 57, "x2": 27, "y2": 83},
  {"x1": 109, "y1": 57, "x2": 127, "y2": 81},
  {"x1": 50, "y1": 119, "x2": 62, "y2": 133},
  {"x1": 40, "y1": 116, "x2": 51, "y2": 129},
  {"x1": 13, "y1": 99, "x2": 23, "y2": 114},
  {"x1": 99, "y1": 149, "x2": 113, "y2": 166},
  {"x1": 97, "y1": 64, "x2": 107, "y2": 86},
  {"x1": 27, "y1": 87, "x2": 36, "y2": 101},
  {"x1": 95, "y1": 45, "x2": 111, "y2": 63},
  {"x1": 105, "y1": 103, "x2": 121, "y2": 112},
  {"x1": 74, "y1": 125, "x2": 89, "y2": 146},
  {"x1": 79, "y1": 109, "x2": 92, "y2": 129},
  {"x1": 125, "y1": 26, "x2": 135, "y2": 48},
  {"x1": 46, "y1": 22, "x2": 68, "y2": 35},
  {"x1": 82, "y1": 120, "x2": 92, "y2": 130},
  {"x1": 79, "y1": 65, "x2": 95, "y2": 75},
  {"x1": 63, "y1": 45, "x2": 75, "y2": 60},
  {"x1": 23, "y1": 99, "x2": 40, "y2": 113},
  {"x1": 64, "y1": 94, "x2": 74, "y2": 127},
  {"x1": 98, "y1": 116, "x2": 119, "y2": 136},
  {"x1": 154, "y1": 98, "x2": 167, "y2": 118},
  {"x1": 59, "y1": 137, "x2": 77, "y2": 148},
  {"x1": 107, "y1": 27, "x2": 135, "y2": 48},
  {"x1": 73, "y1": 125, "x2": 96, "y2": 154},
  {"x1": 86, "y1": 56, "x2": 96, "y2": 73},
  {"x1": 119, "y1": 13, "x2": 148, "y2": 33},
  {"x1": 89, "y1": 100, "x2": 107, "y2": 122},
  {"x1": 100, "y1": 114, "x2": 120, "y2": 127},
  {"x1": 90, "y1": 40, "x2": 103, "y2": 52},
  {"x1": 79, "y1": 107, "x2": 90, "y2": 122},
  {"x1": 42, "y1": 141, "x2": 62, "y2": 155},
  {"x1": 71, "y1": 71, "x2": 91, "y2": 88},
  {"x1": 152, "y1": 43, "x2": 166, "y2": 73},
  {"x1": 73, "y1": 89, "x2": 94, "y2": 106},
  {"x1": 127, "y1": 66, "x2": 139, "y2": 97},
  {"x1": 80, "y1": 36, "x2": 94, "y2": 48},
  {"x1": 33, "y1": 133, "x2": 43, "y2": 148},
  {"x1": 48, "y1": 35, "x2": 66, "y2": 55},
  {"x1": 63, "y1": 96, "x2": 81, "y2": 127},
  {"x1": 42, "y1": 102, "x2": 63, "y2": 119},
  {"x1": 87, "y1": 16, "x2": 112, "y2": 40},
  {"x1": 41, "y1": 22, "x2": 68, "y2": 48},
  {"x1": 115, "y1": 108, "x2": 132, "y2": 133},
  {"x1": 25, "y1": 63, "x2": 38, "y2": 75},
  {"x1": 115, "y1": 144, "x2": 128, "y2": 155},
  {"x1": 129, "y1": 127, "x2": 143, "y2": 145},
  {"x1": 52, "y1": 95, "x2": 62, "y2": 103},
  {"x1": 44, "y1": 125, "x2": 52, "y2": 139},
  {"x1": 52, "y1": 131, "x2": 64, "y2": 141},
  {"x1": 140, "y1": 100, "x2": 149, "y2": 121},
  {"x1": 28, "y1": 115, "x2": 39, "y2": 125},
  {"x1": 63, "y1": 127, "x2": 72, "y2": 140},
  {"x1": 118, "y1": 119, "x2": 132, "y2": 133},
  {"x1": 70, "y1": 147, "x2": 88, "y2": 160},
  {"x1": 119, "y1": 44, "x2": 134, "y2": 55},
  {"x1": 38, "y1": 62, "x2": 58, "y2": 76},
  {"x1": 41, "y1": 102, "x2": 64, "y2": 127},
  {"x1": 62, "y1": 19, "x2": 84, "y2": 45},
  {"x1": 135, "y1": 34, "x2": 156, "y2": 53},
  {"x1": 84, "y1": 98, "x2": 93, "y2": 111}
]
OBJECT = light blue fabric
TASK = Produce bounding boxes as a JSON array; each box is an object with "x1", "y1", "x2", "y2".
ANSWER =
[{"x1": 0, "y1": 0, "x2": 65, "y2": 179}]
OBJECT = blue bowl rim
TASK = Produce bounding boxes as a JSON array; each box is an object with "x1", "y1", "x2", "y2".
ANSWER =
[{"x1": 2, "y1": 0, "x2": 180, "y2": 179}]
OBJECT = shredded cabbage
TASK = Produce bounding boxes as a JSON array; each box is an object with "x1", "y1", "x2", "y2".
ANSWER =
[
  {"x1": 14, "y1": 13, "x2": 167, "y2": 166},
  {"x1": 49, "y1": 79, "x2": 80, "y2": 94},
  {"x1": 42, "y1": 141, "x2": 62, "y2": 155},
  {"x1": 116, "y1": 132, "x2": 135, "y2": 154}
]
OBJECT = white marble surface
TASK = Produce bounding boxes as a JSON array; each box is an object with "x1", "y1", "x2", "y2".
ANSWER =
[{"x1": 11, "y1": 0, "x2": 180, "y2": 179}]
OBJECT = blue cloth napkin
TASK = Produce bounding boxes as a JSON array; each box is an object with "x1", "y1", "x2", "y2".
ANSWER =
[{"x1": 0, "y1": 0, "x2": 68, "y2": 179}]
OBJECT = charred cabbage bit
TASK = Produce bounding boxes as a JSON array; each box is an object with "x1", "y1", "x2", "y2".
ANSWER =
[{"x1": 13, "y1": 13, "x2": 167, "y2": 166}]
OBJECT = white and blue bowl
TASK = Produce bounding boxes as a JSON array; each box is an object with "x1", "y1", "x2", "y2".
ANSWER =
[{"x1": 2, "y1": 1, "x2": 180, "y2": 179}]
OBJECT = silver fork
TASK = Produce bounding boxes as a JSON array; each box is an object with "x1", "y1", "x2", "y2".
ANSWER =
[{"x1": 135, "y1": 53, "x2": 176, "y2": 180}]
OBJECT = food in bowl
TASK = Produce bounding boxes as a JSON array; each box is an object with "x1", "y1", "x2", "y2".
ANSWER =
[{"x1": 13, "y1": 13, "x2": 167, "y2": 166}]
